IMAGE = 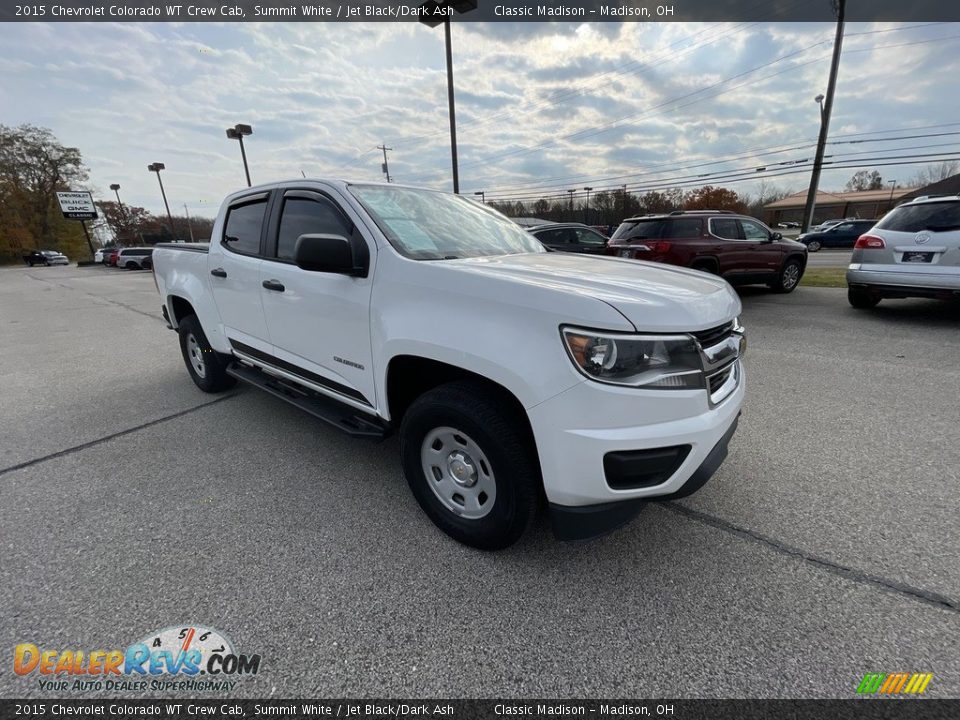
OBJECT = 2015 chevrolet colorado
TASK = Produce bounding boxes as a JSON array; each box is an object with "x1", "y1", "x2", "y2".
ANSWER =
[{"x1": 153, "y1": 180, "x2": 745, "y2": 549}]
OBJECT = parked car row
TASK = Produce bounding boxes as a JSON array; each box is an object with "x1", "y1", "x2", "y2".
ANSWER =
[
  {"x1": 98, "y1": 247, "x2": 154, "y2": 269},
  {"x1": 530, "y1": 210, "x2": 808, "y2": 294}
]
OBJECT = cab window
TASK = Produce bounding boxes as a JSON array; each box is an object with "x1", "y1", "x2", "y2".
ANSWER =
[
  {"x1": 276, "y1": 196, "x2": 354, "y2": 261},
  {"x1": 222, "y1": 198, "x2": 269, "y2": 256}
]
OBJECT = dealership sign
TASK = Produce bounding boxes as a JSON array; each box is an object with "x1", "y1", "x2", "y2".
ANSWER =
[{"x1": 56, "y1": 191, "x2": 98, "y2": 220}]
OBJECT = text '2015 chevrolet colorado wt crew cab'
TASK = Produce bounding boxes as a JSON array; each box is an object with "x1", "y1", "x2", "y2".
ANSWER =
[{"x1": 153, "y1": 180, "x2": 745, "y2": 550}]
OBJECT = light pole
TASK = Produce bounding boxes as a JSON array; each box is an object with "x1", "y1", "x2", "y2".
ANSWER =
[
  {"x1": 109, "y1": 183, "x2": 127, "y2": 245},
  {"x1": 474, "y1": 190, "x2": 485, "y2": 204},
  {"x1": 583, "y1": 187, "x2": 593, "y2": 224},
  {"x1": 887, "y1": 179, "x2": 898, "y2": 212},
  {"x1": 147, "y1": 163, "x2": 177, "y2": 241},
  {"x1": 225, "y1": 123, "x2": 253, "y2": 187},
  {"x1": 419, "y1": 0, "x2": 478, "y2": 194},
  {"x1": 801, "y1": 0, "x2": 846, "y2": 232},
  {"x1": 567, "y1": 189, "x2": 576, "y2": 218}
]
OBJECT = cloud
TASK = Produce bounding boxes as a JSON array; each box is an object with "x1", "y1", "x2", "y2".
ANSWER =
[{"x1": 0, "y1": 21, "x2": 957, "y2": 215}]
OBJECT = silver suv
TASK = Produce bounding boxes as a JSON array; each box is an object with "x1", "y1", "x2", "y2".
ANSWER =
[
  {"x1": 847, "y1": 195, "x2": 960, "y2": 308},
  {"x1": 116, "y1": 247, "x2": 154, "y2": 270}
]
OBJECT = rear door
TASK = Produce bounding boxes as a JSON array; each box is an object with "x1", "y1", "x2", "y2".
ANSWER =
[
  {"x1": 535, "y1": 227, "x2": 576, "y2": 251},
  {"x1": 258, "y1": 188, "x2": 377, "y2": 410},
  {"x1": 707, "y1": 217, "x2": 747, "y2": 275},
  {"x1": 207, "y1": 192, "x2": 272, "y2": 353}
]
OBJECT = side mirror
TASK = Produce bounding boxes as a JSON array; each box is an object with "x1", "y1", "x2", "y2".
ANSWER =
[
  {"x1": 770, "y1": 232, "x2": 783, "y2": 241},
  {"x1": 294, "y1": 234, "x2": 366, "y2": 276}
]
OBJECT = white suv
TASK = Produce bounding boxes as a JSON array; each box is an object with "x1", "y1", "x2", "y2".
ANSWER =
[{"x1": 847, "y1": 195, "x2": 960, "y2": 308}]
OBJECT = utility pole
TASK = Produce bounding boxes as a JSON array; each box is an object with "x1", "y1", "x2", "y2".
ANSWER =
[
  {"x1": 378, "y1": 144, "x2": 393, "y2": 183},
  {"x1": 801, "y1": 0, "x2": 846, "y2": 233},
  {"x1": 183, "y1": 204, "x2": 196, "y2": 243}
]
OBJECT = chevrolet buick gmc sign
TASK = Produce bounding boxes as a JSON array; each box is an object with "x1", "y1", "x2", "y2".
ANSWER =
[{"x1": 56, "y1": 191, "x2": 98, "y2": 220}]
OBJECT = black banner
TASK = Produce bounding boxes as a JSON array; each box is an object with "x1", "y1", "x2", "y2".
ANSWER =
[
  {"x1": 1, "y1": 700, "x2": 957, "y2": 720},
  {"x1": 1, "y1": 0, "x2": 960, "y2": 23}
]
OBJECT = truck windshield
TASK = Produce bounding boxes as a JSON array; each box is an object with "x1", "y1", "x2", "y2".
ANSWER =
[{"x1": 349, "y1": 184, "x2": 545, "y2": 260}]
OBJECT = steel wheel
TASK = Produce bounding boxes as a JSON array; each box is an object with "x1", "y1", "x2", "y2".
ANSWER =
[
  {"x1": 186, "y1": 333, "x2": 206, "y2": 379},
  {"x1": 421, "y1": 426, "x2": 496, "y2": 520}
]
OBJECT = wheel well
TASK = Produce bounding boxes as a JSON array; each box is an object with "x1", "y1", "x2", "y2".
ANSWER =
[
  {"x1": 168, "y1": 296, "x2": 196, "y2": 327},
  {"x1": 690, "y1": 256, "x2": 720, "y2": 273},
  {"x1": 386, "y1": 356, "x2": 534, "y2": 437},
  {"x1": 786, "y1": 252, "x2": 807, "y2": 271}
]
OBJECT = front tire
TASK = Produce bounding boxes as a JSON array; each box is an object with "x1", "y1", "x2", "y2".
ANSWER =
[
  {"x1": 771, "y1": 258, "x2": 803, "y2": 293},
  {"x1": 177, "y1": 315, "x2": 236, "y2": 393},
  {"x1": 806, "y1": 240, "x2": 822, "y2": 252},
  {"x1": 848, "y1": 287, "x2": 880, "y2": 309},
  {"x1": 400, "y1": 381, "x2": 539, "y2": 550}
]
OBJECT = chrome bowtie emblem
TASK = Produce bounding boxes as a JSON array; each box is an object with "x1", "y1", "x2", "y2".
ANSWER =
[{"x1": 915, "y1": 232, "x2": 931, "y2": 245}]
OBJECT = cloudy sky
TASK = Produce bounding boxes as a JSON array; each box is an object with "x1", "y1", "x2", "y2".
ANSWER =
[{"x1": 1, "y1": 20, "x2": 958, "y2": 218}]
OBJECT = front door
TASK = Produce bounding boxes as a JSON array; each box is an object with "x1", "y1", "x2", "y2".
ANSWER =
[
  {"x1": 739, "y1": 218, "x2": 782, "y2": 277},
  {"x1": 258, "y1": 188, "x2": 377, "y2": 409}
]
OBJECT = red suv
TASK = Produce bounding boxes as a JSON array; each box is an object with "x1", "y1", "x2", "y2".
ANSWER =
[{"x1": 607, "y1": 210, "x2": 808, "y2": 293}]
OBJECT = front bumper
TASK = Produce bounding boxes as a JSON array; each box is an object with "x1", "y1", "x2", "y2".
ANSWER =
[
  {"x1": 528, "y1": 359, "x2": 744, "y2": 534},
  {"x1": 549, "y1": 415, "x2": 739, "y2": 541}
]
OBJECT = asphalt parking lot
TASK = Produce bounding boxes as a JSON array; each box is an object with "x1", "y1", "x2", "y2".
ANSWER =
[
  {"x1": 1, "y1": 264, "x2": 959, "y2": 699},
  {"x1": 805, "y1": 249, "x2": 852, "y2": 267}
]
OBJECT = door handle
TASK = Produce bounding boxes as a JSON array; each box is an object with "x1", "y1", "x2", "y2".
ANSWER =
[
  {"x1": 262, "y1": 279, "x2": 285, "y2": 292},
  {"x1": 210, "y1": 268, "x2": 227, "y2": 278}
]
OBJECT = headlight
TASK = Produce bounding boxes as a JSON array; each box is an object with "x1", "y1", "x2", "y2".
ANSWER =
[{"x1": 562, "y1": 327, "x2": 704, "y2": 389}]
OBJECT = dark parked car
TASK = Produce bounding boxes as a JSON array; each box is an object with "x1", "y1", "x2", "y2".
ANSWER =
[
  {"x1": 529, "y1": 223, "x2": 609, "y2": 254},
  {"x1": 607, "y1": 210, "x2": 808, "y2": 293},
  {"x1": 798, "y1": 219, "x2": 877, "y2": 252},
  {"x1": 23, "y1": 250, "x2": 69, "y2": 266}
]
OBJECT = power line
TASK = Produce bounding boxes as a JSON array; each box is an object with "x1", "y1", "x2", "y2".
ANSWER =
[
  {"x1": 482, "y1": 133, "x2": 960, "y2": 200},
  {"x1": 485, "y1": 151, "x2": 960, "y2": 203}
]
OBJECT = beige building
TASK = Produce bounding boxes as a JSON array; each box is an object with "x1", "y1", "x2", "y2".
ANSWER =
[{"x1": 763, "y1": 187, "x2": 916, "y2": 226}]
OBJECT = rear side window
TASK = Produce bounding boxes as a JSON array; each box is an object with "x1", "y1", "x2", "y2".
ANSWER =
[
  {"x1": 664, "y1": 218, "x2": 702, "y2": 238},
  {"x1": 277, "y1": 196, "x2": 354, "y2": 261},
  {"x1": 876, "y1": 202, "x2": 960, "y2": 233},
  {"x1": 223, "y1": 199, "x2": 269, "y2": 255},
  {"x1": 710, "y1": 218, "x2": 741, "y2": 239},
  {"x1": 612, "y1": 220, "x2": 666, "y2": 241},
  {"x1": 534, "y1": 228, "x2": 571, "y2": 245}
]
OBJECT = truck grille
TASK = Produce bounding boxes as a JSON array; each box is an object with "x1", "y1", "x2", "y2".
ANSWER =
[
  {"x1": 691, "y1": 321, "x2": 734, "y2": 347},
  {"x1": 708, "y1": 364, "x2": 734, "y2": 394}
]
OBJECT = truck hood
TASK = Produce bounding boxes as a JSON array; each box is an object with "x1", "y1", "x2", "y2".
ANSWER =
[{"x1": 446, "y1": 253, "x2": 741, "y2": 332}]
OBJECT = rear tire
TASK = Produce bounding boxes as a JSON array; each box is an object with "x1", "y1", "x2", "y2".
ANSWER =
[
  {"x1": 691, "y1": 260, "x2": 718, "y2": 275},
  {"x1": 177, "y1": 315, "x2": 236, "y2": 393},
  {"x1": 125, "y1": 261, "x2": 138, "y2": 270},
  {"x1": 848, "y1": 287, "x2": 881, "y2": 309},
  {"x1": 400, "y1": 381, "x2": 539, "y2": 550},
  {"x1": 771, "y1": 258, "x2": 803, "y2": 293}
]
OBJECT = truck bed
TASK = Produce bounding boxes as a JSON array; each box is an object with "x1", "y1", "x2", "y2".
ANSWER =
[{"x1": 155, "y1": 242, "x2": 209, "y2": 253}]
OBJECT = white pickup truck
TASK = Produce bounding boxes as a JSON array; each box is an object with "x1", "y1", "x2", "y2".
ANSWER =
[{"x1": 153, "y1": 180, "x2": 745, "y2": 549}]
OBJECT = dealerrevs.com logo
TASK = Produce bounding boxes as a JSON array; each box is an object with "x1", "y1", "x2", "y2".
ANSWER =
[{"x1": 13, "y1": 625, "x2": 261, "y2": 693}]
